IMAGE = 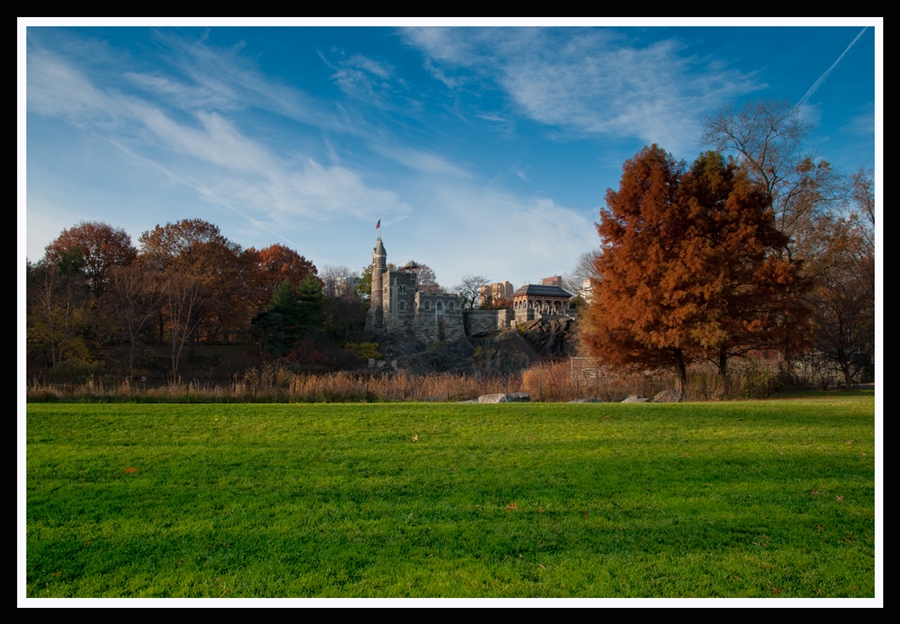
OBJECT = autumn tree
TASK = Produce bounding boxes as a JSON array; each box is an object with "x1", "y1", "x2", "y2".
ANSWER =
[
  {"x1": 44, "y1": 221, "x2": 137, "y2": 295},
  {"x1": 805, "y1": 216, "x2": 874, "y2": 387},
  {"x1": 582, "y1": 146, "x2": 812, "y2": 394},
  {"x1": 248, "y1": 244, "x2": 317, "y2": 312},
  {"x1": 138, "y1": 219, "x2": 254, "y2": 345},
  {"x1": 677, "y1": 152, "x2": 813, "y2": 380},
  {"x1": 26, "y1": 254, "x2": 93, "y2": 372},
  {"x1": 802, "y1": 169, "x2": 875, "y2": 387}
]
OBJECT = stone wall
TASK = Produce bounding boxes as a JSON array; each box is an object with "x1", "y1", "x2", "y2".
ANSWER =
[
  {"x1": 465, "y1": 309, "x2": 515, "y2": 336},
  {"x1": 413, "y1": 292, "x2": 465, "y2": 344}
]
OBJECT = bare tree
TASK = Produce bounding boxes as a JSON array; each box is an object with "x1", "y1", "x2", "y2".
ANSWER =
[
  {"x1": 399, "y1": 260, "x2": 443, "y2": 293},
  {"x1": 453, "y1": 274, "x2": 490, "y2": 310},
  {"x1": 561, "y1": 250, "x2": 601, "y2": 294},
  {"x1": 320, "y1": 265, "x2": 359, "y2": 300},
  {"x1": 163, "y1": 272, "x2": 207, "y2": 376},
  {"x1": 700, "y1": 98, "x2": 840, "y2": 253},
  {"x1": 107, "y1": 265, "x2": 164, "y2": 370}
]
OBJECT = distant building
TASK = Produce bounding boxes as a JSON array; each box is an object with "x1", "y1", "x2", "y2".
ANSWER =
[
  {"x1": 479, "y1": 281, "x2": 514, "y2": 307},
  {"x1": 578, "y1": 278, "x2": 594, "y2": 303},
  {"x1": 541, "y1": 275, "x2": 564, "y2": 288}
]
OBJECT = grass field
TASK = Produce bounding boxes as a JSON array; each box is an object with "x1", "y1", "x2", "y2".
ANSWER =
[{"x1": 25, "y1": 393, "x2": 876, "y2": 599}]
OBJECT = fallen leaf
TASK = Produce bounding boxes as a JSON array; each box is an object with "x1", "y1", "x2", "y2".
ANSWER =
[
  {"x1": 836, "y1": 495, "x2": 844, "y2": 502},
  {"x1": 124, "y1": 467, "x2": 137, "y2": 474},
  {"x1": 411, "y1": 435, "x2": 418, "y2": 442},
  {"x1": 506, "y1": 503, "x2": 518, "y2": 511}
]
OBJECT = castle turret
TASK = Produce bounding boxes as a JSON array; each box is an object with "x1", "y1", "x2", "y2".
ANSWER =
[{"x1": 366, "y1": 237, "x2": 387, "y2": 331}]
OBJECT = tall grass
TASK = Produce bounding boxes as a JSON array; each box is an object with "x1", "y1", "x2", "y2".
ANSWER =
[
  {"x1": 27, "y1": 357, "x2": 812, "y2": 404},
  {"x1": 27, "y1": 366, "x2": 516, "y2": 404}
]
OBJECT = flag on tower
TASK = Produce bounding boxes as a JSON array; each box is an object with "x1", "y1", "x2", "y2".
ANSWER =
[{"x1": 375, "y1": 219, "x2": 381, "y2": 230}]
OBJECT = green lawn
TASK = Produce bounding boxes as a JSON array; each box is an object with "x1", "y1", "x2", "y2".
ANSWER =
[{"x1": 26, "y1": 395, "x2": 876, "y2": 598}]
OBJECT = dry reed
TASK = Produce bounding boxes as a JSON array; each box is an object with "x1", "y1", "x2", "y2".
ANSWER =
[{"x1": 27, "y1": 356, "x2": 805, "y2": 403}]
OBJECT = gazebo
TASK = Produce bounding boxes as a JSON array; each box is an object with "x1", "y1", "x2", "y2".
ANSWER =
[{"x1": 511, "y1": 284, "x2": 573, "y2": 315}]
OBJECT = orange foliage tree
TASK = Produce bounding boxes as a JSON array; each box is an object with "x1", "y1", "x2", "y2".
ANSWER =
[
  {"x1": 247, "y1": 243, "x2": 317, "y2": 312},
  {"x1": 582, "y1": 146, "x2": 812, "y2": 394},
  {"x1": 138, "y1": 219, "x2": 254, "y2": 347},
  {"x1": 44, "y1": 221, "x2": 137, "y2": 294}
]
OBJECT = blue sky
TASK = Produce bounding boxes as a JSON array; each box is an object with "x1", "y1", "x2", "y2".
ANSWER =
[{"x1": 20, "y1": 19, "x2": 879, "y2": 290}]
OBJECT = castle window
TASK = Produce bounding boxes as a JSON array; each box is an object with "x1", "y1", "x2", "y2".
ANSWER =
[
  {"x1": 400, "y1": 285, "x2": 407, "y2": 294},
  {"x1": 424, "y1": 300, "x2": 431, "y2": 311}
]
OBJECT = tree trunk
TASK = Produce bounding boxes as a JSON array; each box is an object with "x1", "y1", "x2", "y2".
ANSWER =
[
  {"x1": 674, "y1": 348, "x2": 687, "y2": 396},
  {"x1": 717, "y1": 348, "x2": 729, "y2": 395}
]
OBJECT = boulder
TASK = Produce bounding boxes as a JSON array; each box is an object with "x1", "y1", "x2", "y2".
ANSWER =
[
  {"x1": 652, "y1": 389, "x2": 682, "y2": 403},
  {"x1": 477, "y1": 393, "x2": 532, "y2": 403},
  {"x1": 569, "y1": 398, "x2": 605, "y2": 403},
  {"x1": 621, "y1": 395, "x2": 650, "y2": 403}
]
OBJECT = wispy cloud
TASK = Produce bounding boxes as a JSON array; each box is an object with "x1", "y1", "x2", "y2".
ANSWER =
[
  {"x1": 841, "y1": 103, "x2": 875, "y2": 137},
  {"x1": 372, "y1": 145, "x2": 472, "y2": 177},
  {"x1": 27, "y1": 36, "x2": 411, "y2": 238},
  {"x1": 404, "y1": 27, "x2": 761, "y2": 152}
]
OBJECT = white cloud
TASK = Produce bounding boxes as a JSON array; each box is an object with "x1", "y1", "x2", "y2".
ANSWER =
[
  {"x1": 372, "y1": 145, "x2": 472, "y2": 177},
  {"x1": 396, "y1": 181, "x2": 600, "y2": 288},
  {"x1": 404, "y1": 28, "x2": 761, "y2": 153},
  {"x1": 27, "y1": 41, "x2": 411, "y2": 248}
]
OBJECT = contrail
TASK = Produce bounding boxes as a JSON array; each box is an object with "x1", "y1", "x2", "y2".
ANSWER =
[{"x1": 797, "y1": 27, "x2": 868, "y2": 109}]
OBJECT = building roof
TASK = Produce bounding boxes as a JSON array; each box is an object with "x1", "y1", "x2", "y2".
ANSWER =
[{"x1": 511, "y1": 284, "x2": 573, "y2": 298}]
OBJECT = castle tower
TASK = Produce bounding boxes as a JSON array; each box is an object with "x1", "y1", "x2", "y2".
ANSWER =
[{"x1": 366, "y1": 237, "x2": 387, "y2": 331}]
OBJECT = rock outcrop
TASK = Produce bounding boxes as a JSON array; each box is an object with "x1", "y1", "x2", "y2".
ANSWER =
[{"x1": 370, "y1": 317, "x2": 577, "y2": 377}]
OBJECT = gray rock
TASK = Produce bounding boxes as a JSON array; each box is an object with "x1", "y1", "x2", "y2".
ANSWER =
[
  {"x1": 621, "y1": 395, "x2": 650, "y2": 403},
  {"x1": 477, "y1": 393, "x2": 532, "y2": 403},
  {"x1": 652, "y1": 389, "x2": 682, "y2": 403},
  {"x1": 570, "y1": 398, "x2": 605, "y2": 403}
]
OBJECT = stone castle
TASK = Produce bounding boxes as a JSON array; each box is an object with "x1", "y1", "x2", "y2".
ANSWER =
[{"x1": 365, "y1": 237, "x2": 574, "y2": 344}]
